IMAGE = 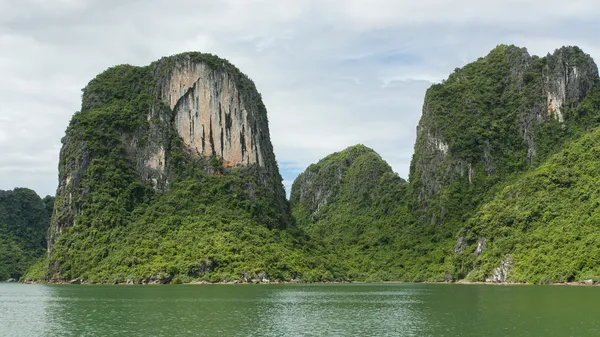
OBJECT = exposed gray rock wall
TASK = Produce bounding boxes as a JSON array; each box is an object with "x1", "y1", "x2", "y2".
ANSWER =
[
  {"x1": 485, "y1": 256, "x2": 513, "y2": 283},
  {"x1": 543, "y1": 47, "x2": 598, "y2": 123},
  {"x1": 160, "y1": 61, "x2": 265, "y2": 168}
]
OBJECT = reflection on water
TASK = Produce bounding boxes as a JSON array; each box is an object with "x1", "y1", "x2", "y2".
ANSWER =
[
  {"x1": 2, "y1": 283, "x2": 600, "y2": 336},
  {"x1": 0, "y1": 284, "x2": 63, "y2": 336},
  {"x1": 1, "y1": 283, "x2": 428, "y2": 336},
  {"x1": 263, "y1": 286, "x2": 428, "y2": 336}
]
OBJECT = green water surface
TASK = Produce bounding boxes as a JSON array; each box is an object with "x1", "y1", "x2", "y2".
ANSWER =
[{"x1": 1, "y1": 283, "x2": 599, "y2": 336}]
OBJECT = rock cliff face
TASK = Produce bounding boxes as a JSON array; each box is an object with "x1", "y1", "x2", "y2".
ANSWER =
[
  {"x1": 543, "y1": 48, "x2": 598, "y2": 122},
  {"x1": 160, "y1": 60, "x2": 267, "y2": 168},
  {"x1": 50, "y1": 52, "x2": 288, "y2": 253},
  {"x1": 409, "y1": 45, "x2": 598, "y2": 228}
]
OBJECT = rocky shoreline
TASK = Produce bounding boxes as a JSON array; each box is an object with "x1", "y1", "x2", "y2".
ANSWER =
[
  {"x1": 21, "y1": 279, "x2": 347, "y2": 285},
  {"x1": 0, "y1": 278, "x2": 18, "y2": 283},
  {"x1": 16, "y1": 279, "x2": 600, "y2": 286},
  {"x1": 452, "y1": 280, "x2": 600, "y2": 286}
]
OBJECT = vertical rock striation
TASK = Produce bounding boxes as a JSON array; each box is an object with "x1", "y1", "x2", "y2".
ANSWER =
[{"x1": 160, "y1": 59, "x2": 267, "y2": 168}]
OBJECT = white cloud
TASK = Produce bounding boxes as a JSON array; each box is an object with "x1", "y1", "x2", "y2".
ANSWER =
[
  {"x1": 1, "y1": 0, "x2": 599, "y2": 197},
  {"x1": 322, "y1": 0, "x2": 600, "y2": 28}
]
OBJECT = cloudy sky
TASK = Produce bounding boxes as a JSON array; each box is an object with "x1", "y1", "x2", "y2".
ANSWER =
[{"x1": 2, "y1": 0, "x2": 600, "y2": 197}]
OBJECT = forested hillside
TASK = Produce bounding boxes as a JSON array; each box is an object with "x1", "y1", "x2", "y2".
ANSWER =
[
  {"x1": 292, "y1": 45, "x2": 600, "y2": 283},
  {"x1": 10, "y1": 45, "x2": 600, "y2": 285},
  {"x1": 34, "y1": 52, "x2": 313, "y2": 283},
  {"x1": 291, "y1": 145, "x2": 409, "y2": 280},
  {"x1": 0, "y1": 188, "x2": 53, "y2": 280}
]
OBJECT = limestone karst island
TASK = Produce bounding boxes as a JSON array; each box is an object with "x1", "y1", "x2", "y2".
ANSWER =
[
  {"x1": 2, "y1": 45, "x2": 600, "y2": 287},
  {"x1": 6, "y1": 0, "x2": 600, "y2": 333}
]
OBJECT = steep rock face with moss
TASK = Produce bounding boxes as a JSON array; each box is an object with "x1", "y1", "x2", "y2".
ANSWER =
[
  {"x1": 45, "y1": 53, "x2": 295, "y2": 282},
  {"x1": 409, "y1": 45, "x2": 598, "y2": 230},
  {"x1": 450, "y1": 75, "x2": 600, "y2": 283},
  {"x1": 0, "y1": 188, "x2": 53, "y2": 280},
  {"x1": 454, "y1": 124, "x2": 600, "y2": 283},
  {"x1": 290, "y1": 145, "x2": 409, "y2": 280}
]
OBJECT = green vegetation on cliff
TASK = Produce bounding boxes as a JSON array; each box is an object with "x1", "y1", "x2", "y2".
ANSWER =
[
  {"x1": 410, "y1": 45, "x2": 597, "y2": 233},
  {"x1": 50, "y1": 175, "x2": 314, "y2": 283},
  {"x1": 0, "y1": 188, "x2": 53, "y2": 280},
  {"x1": 454, "y1": 127, "x2": 600, "y2": 283},
  {"x1": 290, "y1": 45, "x2": 600, "y2": 284},
  {"x1": 12, "y1": 45, "x2": 600, "y2": 285},
  {"x1": 401, "y1": 45, "x2": 600, "y2": 281},
  {"x1": 290, "y1": 145, "x2": 410, "y2": 280},
  {"x1": 42, "y1": 53, "x2": 300, "y2": 283}
]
